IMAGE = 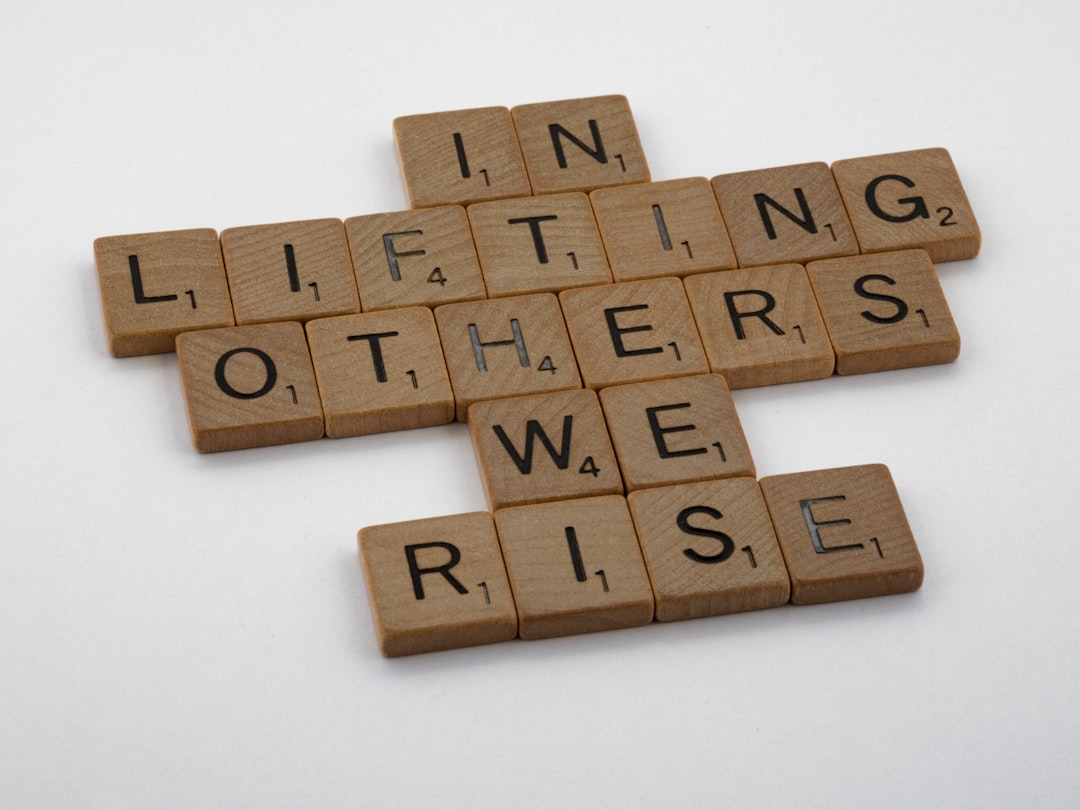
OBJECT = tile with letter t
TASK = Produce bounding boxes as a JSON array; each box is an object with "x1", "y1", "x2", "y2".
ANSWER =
[
  {"x1": 494, "y1": 495, "x2": 654, "y2": 640},
  {"x1": 758, "y1": 464, "x2": 924, "y2": 604},
  {"x1": 94, "y1": 228, "x2": 234, "y2": 357},
  {"x1": 175, "y1": 321, "x2": 324, "y2": 453},
  {"x1": 358, "y1": 512, "x2": 518, "y2": 657}
]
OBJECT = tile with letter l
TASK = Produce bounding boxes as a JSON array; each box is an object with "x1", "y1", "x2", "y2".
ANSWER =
[
  {"x1": 358, "y1": 512, "x2": 518, "y2": 657},
  {"x1": 494, "y1": 495, "x2": 654, "y2": 640},
  {"x1": 94, "y1": 228, "x2": 234, "y2": 357},
  {"x1": 627, "y1": 478, "x2": 790, "y2": 622},
  {"x1": 758, "y1": 464, "x2": 924, "y2": 604}
]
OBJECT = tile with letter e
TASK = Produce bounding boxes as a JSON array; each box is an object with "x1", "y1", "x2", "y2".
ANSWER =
[
  {"x1": 684, "y1": 264, "x2": 835, "y2": 388},
  {"x1": 710, "y1": 162, "x2": 859, "y2": 267},
  {"x1": 511, "y1": 95, "x2": 650, "y2": 195},
  {"x1": 598, "y1": 374, "x2": 755, "y2": 492},
  {"x1": 358, "y1": 512, "x2": 518, "y2": 657},
  {"x1": 469, "y1": 389, "x2": 623, "y2": 510},
  {"x1": 175, "y1": 321, "x2": 324, "y2": 453},
  {"x1": 467, "y1": 192, "x2": 612, "y2": 297},
  {"x1": 305, "y1": 307, "x2": 454, "y2": 438},
  {"x1": 344, "y1": 206, "x2": 486, "y2": 311},
  {"x1": 805, "y1": 249, "x2": 960, "y2": 374},
  {"x1": 494, "y1": 495, "x2": 653, "y2": 640},
  {"x1": 627, "y1": 478, "x2": 790, "y2": 622},
  {"x1": 831, "y1": 147, "x2": 980, "y2": 263},
  {"x1": 393, "y1": 106, "x2": 532, "y2": 208},
  {"x1": 758, "y1": 464, "x2": 924, "y2": 604},
  {"x1": 220, "y1": 218, "x2": 359, "y2": 325},
  {"x1": 589, "y1": 177, "x2": 738, "y2": 282},
  {"x1": 94, "y1": 228, "x2": 234, "y2": 357}
]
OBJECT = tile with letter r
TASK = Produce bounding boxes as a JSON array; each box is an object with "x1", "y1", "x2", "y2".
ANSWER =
[
  {"x1": 627, "y1": 478, "x2": 790, "y2": 622},
  {"x1": 175, "y1": 321, "x2": 324, "y2": 453},
  {"x1": 683, "y1": 264, "x2": 835, "y2": 388},
  {"x1": 511, "y1": 95, "x2": 650, "y2": 195},
  {"x1": 494, "y1": 495, "x2": 653, "y2": 640},
  {"x1": 358, "y1": 511, "x2": 518, "y2": 657},
  {"x1": 831, "y1": 147, "x2": 980, "y2": 263},
  {"x1": 94, "y1": 228, "x2": 234, "y2": 357},
  {"x1": 305, "y1": 307, "x2": 454, "y2": 438},
  {"x1": 710, "y1": 162, "x2": 859, "y2": 267},
  {"x1": 805, "y1": 249, "x2": 960, "y2": 375},
  {"x1": 344, "y1": 205, "x2": 486, "y2": 311},
  {"x1": 758, "y1": 464, "x2": 924, "y2": 604}
]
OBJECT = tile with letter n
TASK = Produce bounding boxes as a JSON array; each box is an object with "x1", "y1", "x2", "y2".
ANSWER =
[
  {"x1": 94, "y1": 228, "x2": 234, "y2": 357},
  {"x1": 758, "y1": 464, "x2": 924, "y2": 605},
  {"x1": 598, "y1": 374, "x2": 755, "y2": 492},
  {"x1": 175, "y1": 321, "x2": 324, "y2": 453},
  {"x1": 494, "y1": 495, "x2": 654, "y2": 640},
  {"x1": 358, "y1": 512, "x2": 518, "y2": 657},
  {"x1": 305, "y1": 307, "x2": 454, "y2": 438},
  {"x1": 805, "y1": 249, "x2": 960, "y2": 375},
  {"x1": 710, "y1": 162, "x2": 859, "y2": 268},
  {"x1": 627, "y1": 478, "x2": 790, "y2": 622}
]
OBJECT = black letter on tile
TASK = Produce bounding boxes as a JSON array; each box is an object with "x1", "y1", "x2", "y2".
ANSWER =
[
  {"x1": 800, "y1": 496, "x2": 863, "y2": 554},
  {"x1": 723, "y1": 290, "x2": 786, "y2": 340},
  {"x1": 405, "y1": 542, "x2": 468, "y2": 600},
  {"x1": 492, "y1": 415, "x2": 574, "y2": 474},
  {"x1": 854, "y1": 274, "x2": 909, "y2": 324},
  {"x1": 646, "y1": 403, "x2": 707, "y2": 459},
  {"x1": 677, "y1": 506, "x2": 736, "y2": 563},
  {"x1": 864, "y1": 174, "x2": 930, "y2": 223},
  {"x1": 754, "y1": 188, "x2": 817, "y2": 240},
  {"x1": 128, "y1": 255, "x2": 178, "y2": 304},
  {"x1": 604, "y1": 305, "x2": 664, "y2": 357},
  {"x1": 507, "y1": 215, "x2": 559, "y2": 264},
  {"x1": 549, "y1": 119, "x2": 607, "y2": 169},
  {"x1": 214, "y1": 347, "x2": 277, "y2": 400},
  {"x1": 347, "y1": 331, "x2": 400, "y2": 383}
]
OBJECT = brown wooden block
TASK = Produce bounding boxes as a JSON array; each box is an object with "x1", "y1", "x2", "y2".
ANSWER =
[
  {"x1": 305, "y1": 307, "x2": 454, "y2": 438},
  {"x1": 358, "y1": 512, "x2": 518, "y2": 657},
  {"x1": 805, "y1": 249, "x2": 960, "y2": 374},
  {"x1": 467, "y1": 192, "x2": 612, "y2": 297},
  {"x1": 758, "y1": 464, "x2": 924, "y2": 604},
  {"x1": 511, "y1": 95, "x2": 650, "y2": 195},
  {"x1": 175, "y1": 321, "x2": 324, "y2": 453},
  {"x1": 831, "y1": 147, "x2": 980, "y2": 263},
  {"x1": 220, "y1": 218, "x2": 359, "y2": 325},
  {"x1": 683, "y1": 264, "x2": 835, "y2": 388},
  {"x1": 94, "y1": 228, "x2": 234, "y2": 357},
  {"x1": 344, "y1": 206, "x2": 486, "y2": 311},
  {"x1": 710, "y1": 162, "x2": 859, "y2": 267},
  {"x1": 626, "y1": 478, "x2": 790, "y2": 622},
  {"x1": 598, "y1": 374, "x2": 755, "y2": 492},
  {"x1": 589, "y1": 177, "x2": 738, "y2": 282},
  {"x1": 469, "y1": 389, "x2": 623, "y2": 510},
  {"x1": 434, "y1": 293, "x2": 582, "y2": 421},
  {"x1": 559, "y1": 277, "x2": 709, "y2": 389},
  {"x1": 494, "y1": 495, "x2": 653, "y2": 640},
  {"x1": 393, "y1": 106, "x2": 532, "y2": 208}
]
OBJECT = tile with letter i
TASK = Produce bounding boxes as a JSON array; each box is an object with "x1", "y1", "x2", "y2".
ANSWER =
[
  {"x1": 175, "y1": 321, "x2": 324, "y2": 453},
  {"x1": 758, "y1": 464, "x2": 924, "y2": 604},
  {"x1": 358, "y1": 512, "x2": 518, "y2": 657},
  {"x1": 94, "y1": 228, "x2": 234, "y2": 357},
  {"x1": 494, "y1": 495, "x2": 654, "y2": 640}
]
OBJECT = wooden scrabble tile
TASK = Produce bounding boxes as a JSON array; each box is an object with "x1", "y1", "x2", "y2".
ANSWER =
[
  {"x1": 305, "y1": 307, "x2": 454, "y2": 438},
  {"x1": 626, "y1": 478, "x2": 790, "y2": 621},
  {"x1": 467, "y1": 192, "x2": 612, "y2": 297},
  {"x1": 805, "y1": 249, "x2": 960, "y2": 374},
  {"x1": 344, "y1": 206, "x2": 486, "y2": 310},
  {"x1": 559, "y1": 277, "x2": 709, "y2": 389},
  {"x1": 494, "y1": 495, "x2": 653, "y2": 640},
  {"x1": 511, "y1": 95, "x2": 650, "y2": 195},
  {"x1": 589, "y1": 177, "x2": 738, "y2": 282},
  {"x1": 683, "y1": 264, "x2": 835, "y2": 388},
  {"x1": 598, "y1": 374, "x2": 755, "y2": 492},
  {"x1": 468, "y1": 389, "x2": 623, "y2": 510},
  {"x1": 831, "y1": 148, "x2": 980, "y2": 263},
  {"x1": 220, "y1": 218, "x2": 359, "y2": 325},
  {"x1": 758, "y1": 464, "x2": 924, "y2": 604},
  {"x1": 393, "y1": 106, "x2": 532, "y2": 208},
  {"x1": 175, "y1": 321, "x2": 324, "y2": 453},
  {"x1": 94, "y1": 228, "x2": 234, "y2": 357},
  {"x1": 434, "y1": 293, "x2": 582, "y2": 421},
  {"x1": 710, "y1": 162, "x2": 859, "y2": 267},
  {"x1": 358, "y1": 512, "x2": 518, "y2": 657}
]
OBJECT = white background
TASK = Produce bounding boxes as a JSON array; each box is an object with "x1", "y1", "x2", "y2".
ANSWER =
[{"x1": 3, "y1": 1, "x2": 1078, "y2": 807}]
